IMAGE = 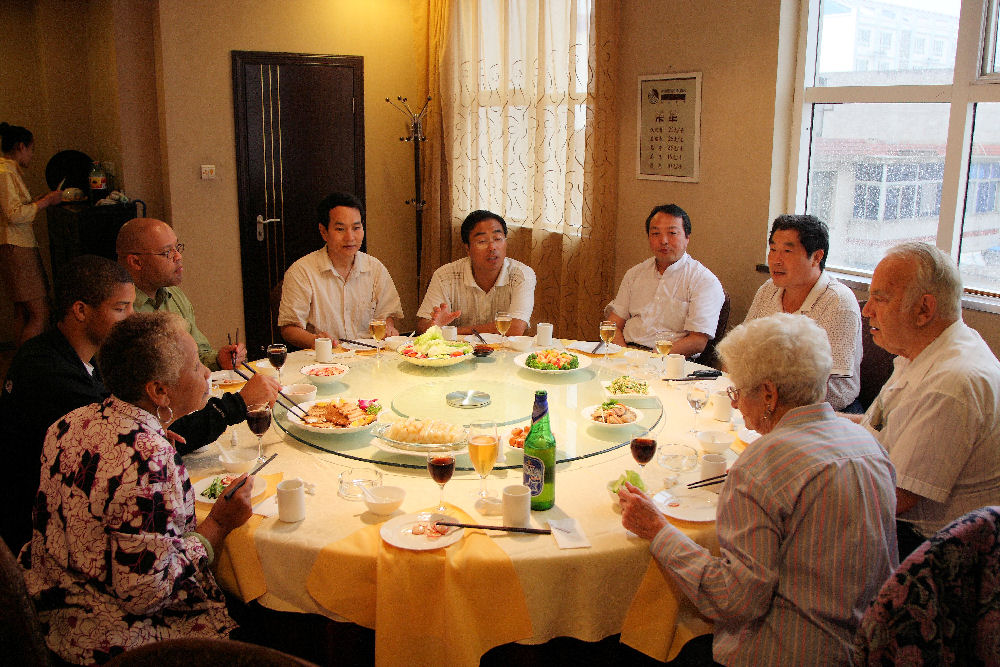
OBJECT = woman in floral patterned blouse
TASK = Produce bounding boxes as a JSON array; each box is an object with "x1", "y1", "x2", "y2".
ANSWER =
[{"x1": 19, "y1": 312, "x2": 255, "y2": 664}]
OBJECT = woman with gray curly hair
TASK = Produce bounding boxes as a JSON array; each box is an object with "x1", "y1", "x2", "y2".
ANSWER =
[
  {"x1": 618, "y1": 313, "x2": 899, "y2": 666},
  {"x1": 20, "y1": 312, "x2": 254, "y2": 664}
]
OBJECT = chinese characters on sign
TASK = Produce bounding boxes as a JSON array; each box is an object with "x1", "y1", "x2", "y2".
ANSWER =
[{"x1": 638, "y1": 73, "x2": 701, "y2": 181}]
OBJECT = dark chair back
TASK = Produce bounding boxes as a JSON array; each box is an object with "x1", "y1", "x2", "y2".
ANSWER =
[
  {"x1": 0, "y1": 540, "x2": 51, "y2": 667},
  {"x1": 855, "y1": 506, "x2": 1000, "y2": 664},
  {"x1": 858, "y1": 300, "x2": 896, "y2": 410},
  {"x1": 104, "y1": 638, "x2": 319, "y2": 666},
  {"x1": 698, "y1": 291, "x2": 731, "y2": 369}
]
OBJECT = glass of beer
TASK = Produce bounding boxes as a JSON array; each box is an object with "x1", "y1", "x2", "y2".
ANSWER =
[
  {"x1": 495, "y1": 311, "x2": 512, "y2": 355},
  {"x1": 654, "y1": 331, "x2": 673, "y2": 373},
  {"x1": 599, "y1": 320, "x2": 617, "y2": 363},
  {"x1": 369, "y1": 318, "x2": 386, "y2": 361},
  {"x1": 468, "y1": 421, "x2": 500, "y2": 503}
]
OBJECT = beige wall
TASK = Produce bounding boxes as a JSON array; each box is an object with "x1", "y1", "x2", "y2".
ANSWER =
[
  {"x1": 154, "y1": 0, "x2": 420, "y2": 350},
  {"x1": 614, "y1": 0, "x2": 778, "y2": 331}
]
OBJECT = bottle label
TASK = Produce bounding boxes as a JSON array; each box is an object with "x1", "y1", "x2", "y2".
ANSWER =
[
  {"x1": 89, "y1": 175, "x2": 107, "y2": 190},
  {"x1": 523, "y1": 454, "x2": 545, "y2": 496}
]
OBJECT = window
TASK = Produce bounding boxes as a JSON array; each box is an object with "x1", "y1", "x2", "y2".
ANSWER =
[
  {"x1": 445, "y1": 0, "x2": 593, "y2": 234},
  {"x1": 791, "y1": 0, "x2": 1000, "y2": 295}
]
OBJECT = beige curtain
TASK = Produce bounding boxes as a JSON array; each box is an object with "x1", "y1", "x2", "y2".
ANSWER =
[{"x1": 417, "y1": 0, "x2": 618, "y2": 340}]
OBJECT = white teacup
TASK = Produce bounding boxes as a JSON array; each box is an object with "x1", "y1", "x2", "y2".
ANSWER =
[
  {"x1": 315, "y1": 337, "x2": 334, "y2": 363},
  {"x1": 709, "y1": 390, "x2": 732, "y2": 422},
  {"x1": 664, "y1": 353, "x2": 686, "y2": 379},
  {"x1": 699, "y1": 454, "x2": 728, "y2": 493},
  {"x1": 535, "y1": 323, "x2": 554, "y2": 347},
  {"x1": 441, "y1": 325, "x2": 458, "y2": 341},
  {"x1": 277, "y1": 478, "x2": 306, "y2": 522}
]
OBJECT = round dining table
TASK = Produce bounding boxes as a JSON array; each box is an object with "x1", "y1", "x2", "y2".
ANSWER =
[{"x1": 184, "y1": 341, "x2": 742, "y2": 666}]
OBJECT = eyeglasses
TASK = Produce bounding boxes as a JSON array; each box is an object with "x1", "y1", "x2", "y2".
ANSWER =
[
  {"x1": 726, "y1": 386, "x2": 741, "y2": 403},
  {"x1": 471, "y1": 235, "x2": 505, "y2": 249},
  {"x1": 131, "y1": 243, "x2": 184, "y2": 259}
]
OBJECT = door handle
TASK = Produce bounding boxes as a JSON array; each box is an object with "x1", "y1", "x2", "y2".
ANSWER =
[{"x1": 256, "y1": 215, "x2": 280, "y2": 241}]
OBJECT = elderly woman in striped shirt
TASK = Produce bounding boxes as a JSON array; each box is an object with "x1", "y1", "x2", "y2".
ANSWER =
[{"x1": 618, "y1": 313, "x2": 898, "y2": 666}]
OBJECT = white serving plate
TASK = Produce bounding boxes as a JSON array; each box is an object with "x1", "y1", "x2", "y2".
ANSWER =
[
  {"x1": 371, "y1": 422, "x2": 468, "y2": 452},
  {"x1": 581, "y1": 403, "x2": 645, "y2": 428},
  {"x1": 299, "y1": 363, "x2": 351, "y2": 385},
  {"x1": 652, "y1": 487, "x2": 718, "y2": 523},
  {"x1": 286, "y1": 399, "x2": 380, "y2": 435},
  {"x1": 600, "y1": 379, "x2": 654, "y2": 401},
  {"x1": 397, "y1": 345, "x2": 474, "y2": 367},
  {"x1": 513, "y1": 351, "x2": 592, "y2": 374}
]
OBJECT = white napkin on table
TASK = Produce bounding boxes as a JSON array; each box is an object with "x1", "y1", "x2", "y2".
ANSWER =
[
  {"x1": 548, "y1": 518, "x2": 590, "y2": 549},
  {"x1": 567, "y1": 341, "x2": 622, "y2": 355},
  {"x1": 253, "y1": 495, "x2": 278, "y2": 517}
]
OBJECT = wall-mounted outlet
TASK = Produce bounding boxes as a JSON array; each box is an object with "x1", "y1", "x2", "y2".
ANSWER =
[{"x1": 200, "y1": 164, "x2": 217, "y2": 179}]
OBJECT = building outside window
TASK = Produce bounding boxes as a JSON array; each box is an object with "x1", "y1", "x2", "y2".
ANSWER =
[{"x1": 792, "y1": 0, "x2": 1000, "y2": 295}]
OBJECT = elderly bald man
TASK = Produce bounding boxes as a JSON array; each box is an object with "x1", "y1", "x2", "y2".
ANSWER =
[{"x1": 117, "y1": 217, "x2": 242, "y2": 370}]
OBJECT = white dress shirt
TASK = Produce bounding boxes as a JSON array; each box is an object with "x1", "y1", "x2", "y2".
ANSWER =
[
  {"x1": 744, "y1": 272, "x2": 862, "y2": 409},
  {"x1": 416, "y1": 257, "x2": 536, "y2": 327},
  {"x1": 609, "y1": 254, "x2": 724, "y2": 349},
  {"x1": 278, "y1": 249, "x2": 403, "y2": 340},
  {"x1": 862, "y1": 320, "x2": 1000, "y2": 536}
]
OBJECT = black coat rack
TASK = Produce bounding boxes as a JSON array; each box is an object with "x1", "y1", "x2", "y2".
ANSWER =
[{"x1": 387, "y1": 96, "x2": 430, "y2": 288}]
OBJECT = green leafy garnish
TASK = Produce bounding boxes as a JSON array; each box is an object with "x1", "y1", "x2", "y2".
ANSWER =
[{"x1": 609, "y1": 470, "x2": 647, "y2": 494}]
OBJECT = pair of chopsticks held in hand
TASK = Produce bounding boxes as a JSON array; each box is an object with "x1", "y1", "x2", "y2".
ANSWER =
[{"x1": 231, "y1": 363, "x2": 308, "y2": 419}]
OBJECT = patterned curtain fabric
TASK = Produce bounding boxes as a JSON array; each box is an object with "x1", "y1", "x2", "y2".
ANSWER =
[{"x1": 420, "y1": 0, "x2": 618, "y2": 340}]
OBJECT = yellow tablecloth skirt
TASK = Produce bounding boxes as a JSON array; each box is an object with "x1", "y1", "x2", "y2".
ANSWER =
[
  {"x1": 306, "y1": 503, "x2": 533, "y2": 667},
  {"x1": 193, "y1": 472, "x2": 283, "y2": 603}
]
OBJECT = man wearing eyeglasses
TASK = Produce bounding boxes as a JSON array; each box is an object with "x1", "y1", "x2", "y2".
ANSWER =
[
  {"x1": 416, "y1": 210, "x2": 535, "y2": 335},
  {"x1": 116, "y1": 218, "x2": 242, "y2": 370}
]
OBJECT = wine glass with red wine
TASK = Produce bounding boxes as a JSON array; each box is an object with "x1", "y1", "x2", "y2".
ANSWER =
[
  {"x1": 426, "y1": 452, "x2": 456, "y2": 512},
  {"x1": 246, "y1": 402, "x2": 272, "y2": 463},
  {"x1": 267, "y1": 343, "x2": 287, "y2": 384},
  {"x1": 630, "y1": 437, "x2": 657, "y2": 486}
]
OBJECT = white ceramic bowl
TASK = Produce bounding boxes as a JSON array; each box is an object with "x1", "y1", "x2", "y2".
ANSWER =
[
  {"x1": 282, "y1": 383, "x2": 317, "y2": 404},
  {"x1": 383, "y1": 336, "x2": 410, "y2": 351},
  {"x1": 219, "y1": 449, "x2": 258, "y2": 474},
  {"x1": 299, "y1": 363, "x2": 350, "y2": 385},
  {"x1": 362, "y1": 485, "x2": 406, "y2": 515},
  {"x1": 507, "y1": 335, "x2": 534, "y2": 352},
  {"x1": 696, "y1": 430, "x2": 735, "y2": 455}
]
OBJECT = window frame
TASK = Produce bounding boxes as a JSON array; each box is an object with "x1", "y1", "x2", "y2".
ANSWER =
[{"x1": 786, "y1": 0, "x2": 1000, "y2": 302}]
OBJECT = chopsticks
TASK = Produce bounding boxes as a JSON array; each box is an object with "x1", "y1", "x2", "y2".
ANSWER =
[
  {"x1": 433, "y1": 520, "x2": 552, "y2": 535},
  {"x1": 227, "y1": 328, "x2": 240, "y2": 370},
  {"x1": 470, "y1": 328, "x2": 487, "y2": 344},
  {"x1": 687, "y1": 473, "x2": 727, "y2": 489},
  {"x1": 591, "y1": 341, "x2": 604, "y2": 354},
  {"x1": 339, "y1": 338, "x2": 377, "y2": 349},
  {"x1": 223, "y1": 453, "x2": 277, "y2": 500},
  {"x1": 235, "y1": 364, "x2": 308, "y2": 419}
]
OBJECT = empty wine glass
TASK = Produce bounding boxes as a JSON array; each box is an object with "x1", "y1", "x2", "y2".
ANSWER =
[
  {"x1": 426, "y1": 451, "x2": 456, "y2": 512},
  {"x1": 246, "y1": 402, "x2": 272, "y2": 463},
  {"x1": 686, "y1": 385, "x2": 709, "y2": 433},
  {"x1": 657, "y1": 443, "x2": 699, "y2": 489}
]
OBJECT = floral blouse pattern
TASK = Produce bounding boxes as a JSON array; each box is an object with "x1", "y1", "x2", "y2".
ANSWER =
[
  {"x1": 855, "y1": 505, "x2": 1000, "y2": 665},
  {"x1": 19, "y1": 397, "x2": 235, "y2": 664}
]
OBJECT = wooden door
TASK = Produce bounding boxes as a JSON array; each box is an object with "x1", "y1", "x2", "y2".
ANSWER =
[{"x1": 233, "y1": 51, "x2": 365, "y2": 354}]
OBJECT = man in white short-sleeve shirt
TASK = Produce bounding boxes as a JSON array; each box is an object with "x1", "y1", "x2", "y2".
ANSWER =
[
  {"x1": 744, "y1": 215, "x2": 862, "y2": 411},
  {"x1": 278, "y1": 192, "x2": 403, "y2": 348},
  {"x1": 607, "y1": 204, "x2": 724, "y2": 357},
  {"x1": 416, "y1": 210, "x2": 535, "y2": 336},
  {"x1": 856, "y1": 242, "x2": 1000, "y2": 560}
]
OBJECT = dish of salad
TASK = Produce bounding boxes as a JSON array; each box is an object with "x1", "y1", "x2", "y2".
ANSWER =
[
  {"x1": 601, "y1": 376, "x2": 652, "y2": 399},
  {"x1": 514, "y1": 350, "x2": 591, "y2": 374},
  {"x1": 398, "y1": 326, "x2": 474, "y2": 367}
]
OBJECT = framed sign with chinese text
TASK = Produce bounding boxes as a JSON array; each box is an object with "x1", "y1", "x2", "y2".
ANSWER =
[{"x1": 637, "y1": 73, "x2": 701, "y2": 182}]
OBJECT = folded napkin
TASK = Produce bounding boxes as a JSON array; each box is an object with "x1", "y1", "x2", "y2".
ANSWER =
[
  {"x1": 619, "y1": 520, "x2": 719, "y2": 661},
  {"x1": 567, "y1": 341, "x2": 623, "y2": 357},
  {"x1": 548, "y1": 518, "x2": 590, "y2": 549},
  {"x1": 252, "y1": 495, "x2": 278, "y2": 517},
  {"x1": 306, "y1": 503, "x2": 532, "y2": 667},
  {"x1": 193, "y1": 472, "x2": 283, "y2": 603}
]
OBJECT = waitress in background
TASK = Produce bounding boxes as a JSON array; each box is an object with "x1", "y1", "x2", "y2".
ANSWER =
[{"x1": 0, "y1": 122, "x2": 63, "y2": 346}]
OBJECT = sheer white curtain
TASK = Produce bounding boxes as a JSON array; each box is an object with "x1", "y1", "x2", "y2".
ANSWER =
[{"x1": 442, "y1": 0, "x2": 592, "y2": 234}]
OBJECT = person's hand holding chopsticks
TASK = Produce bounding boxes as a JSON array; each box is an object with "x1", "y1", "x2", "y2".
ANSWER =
[
  {"x1": 618, "y1": 481, "x2": 671, "y2": 541},
  {"x1": 238, "y1": 373, "x2": 282, "y2": 409},
  {"x1": 217, "y1": 343, "x2": 246, "y2": 370},
  {"x1": 196, "y1": 473, "x2": 254, "y2": 556}
]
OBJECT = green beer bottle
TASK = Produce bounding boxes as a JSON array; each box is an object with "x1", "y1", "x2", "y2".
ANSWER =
[{"x1": 522, "y1": 390, "x2": 555, "y2": 510}]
